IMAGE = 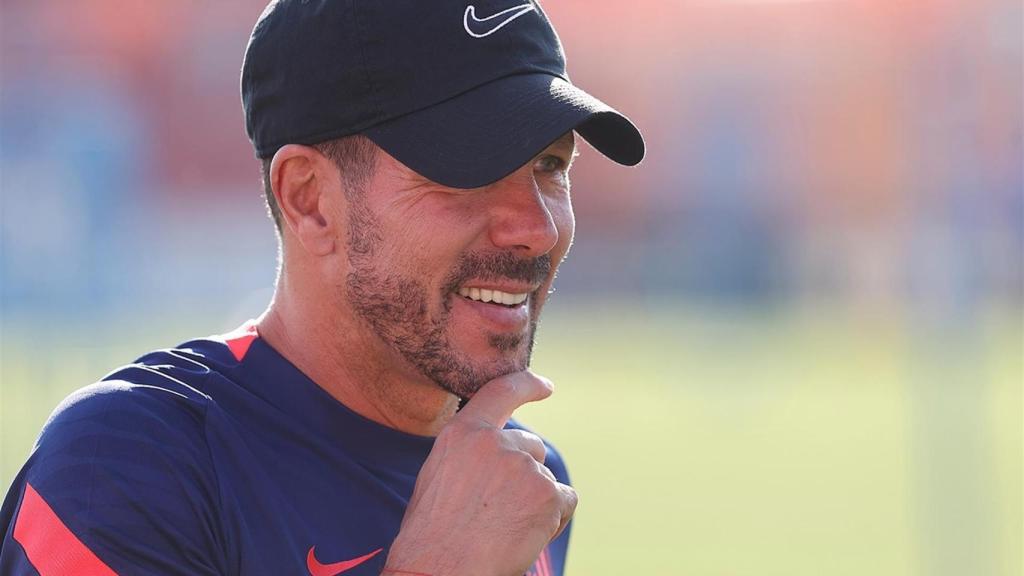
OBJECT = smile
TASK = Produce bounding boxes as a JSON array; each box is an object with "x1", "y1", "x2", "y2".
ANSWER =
[{"x1": 456, "y1": 286, "x2": 529, "y2": 306}]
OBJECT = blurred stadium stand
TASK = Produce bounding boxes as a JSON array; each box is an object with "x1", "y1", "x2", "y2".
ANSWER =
[{"x1": 1, "y1": 0, "x2": 1020, "y2": 316}]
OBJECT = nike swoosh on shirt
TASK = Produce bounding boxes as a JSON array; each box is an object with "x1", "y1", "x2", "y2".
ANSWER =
[
  {"x1": 307, "y1": 546, "x2": 383, "y2": 576},
  {"x1": 463, "y1": 3, "x2": 536, "y2": 38}
]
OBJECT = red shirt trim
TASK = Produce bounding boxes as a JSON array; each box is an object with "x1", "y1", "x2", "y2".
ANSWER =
[{"x1": 13, "y1": 483, "x2": 119, "y2": 575}]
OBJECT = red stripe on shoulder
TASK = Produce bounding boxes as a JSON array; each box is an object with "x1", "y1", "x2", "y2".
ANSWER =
[
  {"x1": 224, "y1": 322, "x2": 259, "y2": 362},
  {"x1": 540, "y1": 547, "x2": 553, "y2": 576},
  {"x1": 13, "y1": 483, "x2": 119, "y2": 576}
]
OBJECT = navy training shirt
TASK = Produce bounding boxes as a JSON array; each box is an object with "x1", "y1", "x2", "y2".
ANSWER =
[{"x1": 0, "y1": 323, "x2": 571, "y2": 575}]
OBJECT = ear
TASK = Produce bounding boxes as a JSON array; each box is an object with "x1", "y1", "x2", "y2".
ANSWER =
[{"x1": 270, "y1": 144, "x2": 339, "y2": 257}]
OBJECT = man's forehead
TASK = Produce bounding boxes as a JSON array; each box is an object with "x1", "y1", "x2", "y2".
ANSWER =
[{"x1": 546, "y1": 132, "x2": 576, "y2": 152}]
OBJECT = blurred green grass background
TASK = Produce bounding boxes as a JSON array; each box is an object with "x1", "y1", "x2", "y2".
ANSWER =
[{"x1": 2, "y1": 302, "x2": 1021, "y2": 576}]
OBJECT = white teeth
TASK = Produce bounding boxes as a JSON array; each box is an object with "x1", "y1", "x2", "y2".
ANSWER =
[{"x1": 456, "y1": 287, "x2": 529, "y2": 306}]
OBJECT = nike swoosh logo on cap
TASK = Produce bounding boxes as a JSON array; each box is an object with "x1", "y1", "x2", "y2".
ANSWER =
[
  {"x1": 307, "y1": 546, "x2": 383, "y2": 576},
  {"x1": 463, "y1": 3, "x2": 536, "y2": 38}
]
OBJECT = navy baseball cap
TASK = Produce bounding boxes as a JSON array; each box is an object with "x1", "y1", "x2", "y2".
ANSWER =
[{"x1": 242, "y1": 0, "x2": 645, "y2": 188}]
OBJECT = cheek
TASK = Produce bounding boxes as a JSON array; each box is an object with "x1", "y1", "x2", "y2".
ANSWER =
[
  {"x1": 376, "y1": 208, "x2": 479, "y2": 285},
  {"x1": 550, "y1": 197, "x2": 575, "y2": 263}
]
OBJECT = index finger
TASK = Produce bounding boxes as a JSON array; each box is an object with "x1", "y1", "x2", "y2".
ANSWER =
[{"x1": 456, "y1": 371, "x2": 553, "y2": 428}]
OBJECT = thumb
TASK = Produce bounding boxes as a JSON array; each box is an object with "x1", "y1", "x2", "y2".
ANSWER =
[{"x1": 455, "y1": 371, "x2": 553, "y2": 429}]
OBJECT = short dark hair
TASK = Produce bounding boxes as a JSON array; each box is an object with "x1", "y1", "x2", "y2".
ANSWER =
[{"x1": 260, "y1": 135, "x2": 378, "y2": 234}]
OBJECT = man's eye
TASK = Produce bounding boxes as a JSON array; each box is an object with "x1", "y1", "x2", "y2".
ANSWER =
[{"x1": 534, "y1": 155, "x2": 566, "y2": 173}]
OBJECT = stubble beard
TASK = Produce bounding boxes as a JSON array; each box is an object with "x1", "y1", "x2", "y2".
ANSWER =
[{"x1": 343, "y1": 199, "x2": 551, "y2": 398}]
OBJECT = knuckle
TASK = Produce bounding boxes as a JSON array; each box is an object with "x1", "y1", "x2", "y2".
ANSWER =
[
  {"x1": 547, "y1": 510, "x2": 563, "y2": 535},
  {"x1": 530, "y1": 440, "x2": 548, "y2": 462},
  {"x1": 508, "y1": 448, "x2": 538, "y2": 472},
  {"x1": 520, "y1": 430, "x2": 544, "y2": 447},
  {"x1": 509, "y1": 429, "x2": 547, "y2": 460},
  {"x1": 563, "y1": 485, "x2": 579, "y2": 511},
  {"x1": 516, "y1": 448, "x2": 540, "y2": 467},
  {"x1": 517, "y1": 428, "x2": 539, "y2": 440},
  {"x1": 532, "y1": 472, "x2": 560, "y2": 499},
  {"x1": 538, "y1": 463, "x2": 556, "y2": 481}
]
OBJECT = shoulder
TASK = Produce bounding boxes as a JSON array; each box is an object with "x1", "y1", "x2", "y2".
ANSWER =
[
  {"x1": 23, "y1": 333, "x2": 256, "y2": 498},
  {"x1": 26, "y1": 346, "x2": 226, "y2": 492},
  {"x1": 0, "y1": 338, "x2": 241, "y2": 574},
  {"x1": 38, "y1": 327, "x2": 253, "y2": 438},
  {"x1": 23, "y1": 324, "x2": 262, "y2": 493},
  {"x1": 37, "y1": 341, "x2": 229, "y2": 443}
]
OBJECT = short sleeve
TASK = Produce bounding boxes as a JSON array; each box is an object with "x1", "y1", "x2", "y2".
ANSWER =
[{"x1": 0, "y1": 380, "x2": 228, "y2": 575}]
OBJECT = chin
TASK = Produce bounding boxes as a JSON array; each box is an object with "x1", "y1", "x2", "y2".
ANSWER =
[
  {"x1": 390, "y1": 308, "x2": 539, "y2": 400},
  {"x1": 432, "y1": 335, "x2": 534, "y2": 399}
]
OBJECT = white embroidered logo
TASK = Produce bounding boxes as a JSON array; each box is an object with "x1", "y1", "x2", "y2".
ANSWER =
[{"x1": 463, "y1": 3, "x2": 536, "y2": 38}]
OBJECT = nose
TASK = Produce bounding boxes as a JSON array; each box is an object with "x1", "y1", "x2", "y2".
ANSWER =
[{"x1": 485, "y1": 168, "x2": 560, "y2": 257}]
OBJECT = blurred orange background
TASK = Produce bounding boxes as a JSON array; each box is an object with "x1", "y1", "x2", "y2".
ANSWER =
[{"x1": 2, "y1": 0, "x2": 1019, "y2": 310}]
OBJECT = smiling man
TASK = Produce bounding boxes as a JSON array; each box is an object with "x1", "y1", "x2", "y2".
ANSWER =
[{"x1": 0, "y1": 1, "x2": 643, "y2": 575}]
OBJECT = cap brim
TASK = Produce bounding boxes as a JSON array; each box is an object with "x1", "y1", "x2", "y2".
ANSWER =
[{"x1": 363, "y1": 73, "x2": 644, "y2": 189}]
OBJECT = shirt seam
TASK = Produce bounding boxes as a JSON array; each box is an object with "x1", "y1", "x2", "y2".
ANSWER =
[{"x1": 199, "y1": 372, "x2": 233, "y2": 575}]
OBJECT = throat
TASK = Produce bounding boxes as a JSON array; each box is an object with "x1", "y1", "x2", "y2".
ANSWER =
[{"x1": 351, "y1": 367, "x2": 462, "y2": 436}]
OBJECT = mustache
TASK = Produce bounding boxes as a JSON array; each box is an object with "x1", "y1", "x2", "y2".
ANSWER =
[{"x1": 443, "y1": 252, "x2": 552, "y2": 294}]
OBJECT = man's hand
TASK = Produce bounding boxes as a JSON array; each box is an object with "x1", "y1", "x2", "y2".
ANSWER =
[{"x1": 383, "y1": 371, "x2": 577, "y2": 576}]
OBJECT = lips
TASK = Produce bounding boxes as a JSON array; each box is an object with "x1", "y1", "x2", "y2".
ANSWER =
[
  {"x1": 457, "y1": 286, "x2": 529, "y2": 306},
  {"x1": 451, "y1": 282, "x2": 535, "y2": 331}
]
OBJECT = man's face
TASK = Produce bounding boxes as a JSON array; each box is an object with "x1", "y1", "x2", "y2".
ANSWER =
[{"x1": 342, "y1": 133, "x2": 577, "y2": 398}]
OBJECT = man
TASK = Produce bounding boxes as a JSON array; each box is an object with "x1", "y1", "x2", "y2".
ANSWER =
[{"x1": 0, "y1": 1, "x2": 643, "y2": 574}]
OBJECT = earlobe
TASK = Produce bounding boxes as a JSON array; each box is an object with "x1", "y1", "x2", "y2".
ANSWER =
[{"x1": 270, "y1": 145, "x2": 337, "y2": 257}]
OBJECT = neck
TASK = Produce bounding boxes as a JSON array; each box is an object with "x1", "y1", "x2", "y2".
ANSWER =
[{"x1": 256, "y1": 274, "x2": 459, "y2": 437}]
